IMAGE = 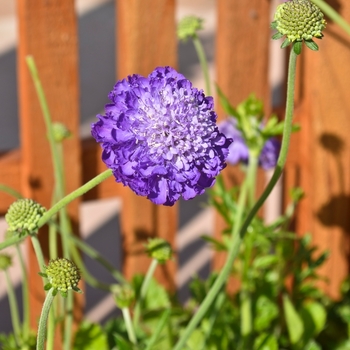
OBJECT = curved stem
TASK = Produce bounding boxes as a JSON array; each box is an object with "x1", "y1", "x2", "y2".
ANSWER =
[
  {"x1": 0, "y1": 184, "x2": 23, "y2": 199},
  {"x1": 174, "y1": 49, "x2": 298, "y2": 350},
  {"x1": 37, "y1": 170, "x2": 113, "y2": 229},
  {"x1": 122, "y1": 307, "x2": 137, "y2": 345},
  {"x1": 192, "y1": 34, "x2": 211, "y2": 96},
  {"x1": 31, "y1": 235, "x2": 47, "y2": 287},
  {"x1": 0, "y1": 235, "x2": 25, "y2": 251},
  {"x1": 36, "y1": 288, "x2": 55, "y2": 350},
  {"x1": 5, "y1": 269, "x2": 21, "y2": 346},
  {"x1": 133, "y1": 259, "x2": 158, "y2": 329}
]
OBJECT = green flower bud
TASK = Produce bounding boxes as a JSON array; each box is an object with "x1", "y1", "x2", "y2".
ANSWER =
[
  {"x1": 145, "y1": 238, "x2": 173, "y2": 264},
  {"x1": 43, "y1": 258, "x2": 81, "y2": 297},
  {"x1": 272, "y1": 0, "x2": 326, "y2": 53},
  {"x1": 0, "y1": 254, "x2": 12, "y2": 271},
  {"x1": 5, "y1": 199, "x2": 46, "y2": 236},
  {"x1": 112, "y1": 284, "x2": 135, "y2": 308},
  {"x1": 52, "y1": 122, "x2": 71, "y2": 142},
  {"x1": 177, "y1": 16, "x2": 203, "y2": 41}
]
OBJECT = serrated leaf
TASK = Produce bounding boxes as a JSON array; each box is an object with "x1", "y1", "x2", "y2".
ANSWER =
[
  {"x1": 272, "y1": 32, "x2": 284, "y2": 40},
  {"x1": 293, "y1": 41, "x2": 302, "y2": 55},
  {"x1": 283, "y1": 294, "x2": 304, "y2": 345},
  {"x1": 305, "y1": 40, "x2": 319, "y2": 51}
]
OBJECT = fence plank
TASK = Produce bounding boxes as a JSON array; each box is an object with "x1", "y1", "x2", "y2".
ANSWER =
[
  {"x1": 285, "y1": 0, "x2": 350, "y2": 298},
  {"x1": 213, "y1": 0, "x2": 271, "y2": 280},
  {"x1": 116, "y1": 0, "x2": 177, "y2": 289},
  {"x1": 16, "y1": 0, "x2": 82, "y2": 341}
]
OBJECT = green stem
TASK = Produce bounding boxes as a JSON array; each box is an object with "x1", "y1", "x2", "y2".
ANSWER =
[
  {"x1": 192, "y1": 34, "x2": 211, "y2": 96},
  {"x1": 5, "y1": 269, "x2": 21, "y2": 346},
  {"x1": 0, "y1": 235, "x2": 25, "y2": 251},
  {"x1": 311, "y1": 0, "x2": 350, "y2": 36},
  {"x1": 37, "y1": 169, "x2": 113, "y2": 229},
  {"x1": 145, "y1": 309, "x2": 171, "y2": 350},
  {"x1": 246, "y1": 152, "x2": 258, "y2": 210},
  {"x1": 0, "y1": 184, "x2": 23, "y2": 199},
  {"x1": 133, "y1": 259, "x2": 158, "y2": 329},
  {"x1": 122, "y1": 307, "x2": 137, "y2": 345},
  {"x1": 30, "y1": 235, "x2": 47, "y2": 287},
  {"x1": 49, "y1": 222, "x2": 58, "y2": 260},
  {"x1": 46, "y1": 308, "x2": 56, "y2": 350},
  {"x1": 16, "y1": 244, "x2": 30, "y2": 340},
  {"x1": 66, "y1": 233, "x2": 127, "y2": 284},
  {"x1": 36, "y1": 288, "x2": 55, "y2": 350},
  {"x1": 174, "y1": 48, "x2": 298, "y2": 350}
]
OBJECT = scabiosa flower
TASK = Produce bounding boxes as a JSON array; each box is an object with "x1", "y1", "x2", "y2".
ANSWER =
[
  {"x1": 91, "y1": 66, "x2": 231, "y2": 206},
  {"x1": 218, "y1": 118, "x2": 280, "y2": 170}
]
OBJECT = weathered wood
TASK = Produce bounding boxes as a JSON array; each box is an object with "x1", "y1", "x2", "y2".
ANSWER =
[
  {"x1": 213, "y1": 0, "x2": 271, "y2": 277},
  {"x1": 116, "y1": 0, "x2": 177, "y2": 289},
  {"x1": 285, "y1": 0, "x2": 350, "y2": 298},
  {"x1": 16, "y1": 0, "x2": 82, "y2": 342}
]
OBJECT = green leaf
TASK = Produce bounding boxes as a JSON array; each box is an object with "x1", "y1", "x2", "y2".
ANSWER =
[
  {"x1": 113, "y1": 333, "x2": 135, "y2": 350},
  {"x1": 201, "y1": 235, "x2": 227, "y2": 251},
  {"x1": 293, "y1": 41, "x2": 303, "y2": 55},
  {"x1": 144, "y1": 278, "x2": 170, "y2": 309},
  {"x1": 241, "y1": 292, "x2": 252, "y2": 336},
  {"x1": 186, "y1": 329, "x2": 205, "y2": 350},
  {"x1": 283, "y1": 294, "x2": 304, "y2": 345},
  {"x1": 38, "y1": 272, "x2": 47, "y2": 278},
  {"x1": 304, "y1": 340, "x2": 322, "y2": 350},
  {"x1": 254, "y1": 333, "x2": 278, "y2": 350},
  {"x1": 44, "y1": 283, "x2": 52, "y2": 291},
  {"x1": 270, "y1": 21, "x2": 278, "y2": 29},
  {"x1": 305, "y1": 40, "x2": 319, "y2": 51},
  {"x1": 337, "y1": 305, "x2": 350, "y2": 324},
  {"x1": 216, "y1": 85, "x2": 238, "y2": 118},
  {"x1": 252, "y1": 255, "x2": 279, "y2": 270},
  {"x1": 272, "y1": 32, "x2": 284, "y2": 40},
  {"x1": 254, "y1": 296, "x2": 279, "y2": 332},
  {"x1": 281, "y1": 38, "x2": 291, "y2": 49},
  {"x1": 300, "y1": 302, "x2": 327, "y2": 340},
  {"x1": 73, "y1": 321, "x2": 109, "y2": 350}
]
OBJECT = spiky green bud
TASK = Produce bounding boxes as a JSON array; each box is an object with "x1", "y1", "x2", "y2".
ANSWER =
[
  {"x1": 41, "y1": 258, "x2": 81, "y2": 297},
  {"x1": 0, "y1": 254, "x2": 12, "y2": 271},
  {"x1": 145, "y1": 238, "x2": 172, "y2": 264},
  {"x1": 271, "y1": 0, "x2": 326, "y2": 53},
  {"x1": 52, "y1": 122, "x2": 71, "y2": 142},
  {"x1": 5, "y1": 199, "x2": 46, "y2": 236},
  {"x1": 112, "y1": 284, "x2": 135, "y2": 308},
  {"x1": 177, "y1": 16, "x2": 203, "y2": 41}
]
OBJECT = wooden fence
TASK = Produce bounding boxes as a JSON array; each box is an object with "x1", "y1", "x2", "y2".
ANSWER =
[{"x1": 0, "y1": 0, "x2": 349, "y2": 333}]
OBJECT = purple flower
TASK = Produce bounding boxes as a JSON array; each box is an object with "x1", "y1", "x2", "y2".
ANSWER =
[
  {"x1": 218, "y1": 118, "x2": 280, "y2": 170},
  {"x1": 91, "y1": 66, "x2": 232, "y2": 206}
]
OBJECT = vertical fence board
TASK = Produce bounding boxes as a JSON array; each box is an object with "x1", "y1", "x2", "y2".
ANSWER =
[
  {"x1": 285, "y1": 0, "x2": 350, "y2": 298},
  {"x1": 17, "y1": 0, "x2": 82, "y2": 338},
  {"x1": 116, "y1": 0, "x2": 177, "y2": 289},
  {"x1": 213, "y1": 0, "x2": 271, "y2": 276}
]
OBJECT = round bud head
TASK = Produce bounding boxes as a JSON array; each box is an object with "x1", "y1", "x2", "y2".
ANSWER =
[
  {"x1": 45, "y1": 258, "x2": 81, "y2": 293},
  {"x1": 274, "y1": 0, "x2": 326, "y2": 42},
  {"x1": 0, "y1": 254, "x2": 12, "y2": 271},
  {"x1": 146, "y1": 238, "x2": 173, "y2": 264},
  {"x1": 52, "y1": 122, "x2": 71, "y2": 142},
  {"x1": 112, "y1": 284, "x2": 135, "y2": 309},
  {"x1": 177, "y1": 16, "x2": 203, "y2": 41},
  {"x1": 5, "y1": 199, "x2": 46, "y2": 235}
]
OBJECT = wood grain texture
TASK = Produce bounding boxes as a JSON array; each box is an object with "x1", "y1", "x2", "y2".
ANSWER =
[
  {"x1": 16, "y1": 0, "x2": 82, "y2": 340},
  {"x1": 285, "y1": 0, "x2": 350, "y2": 298},
  {"x1": 116, "y1": 0, "x2": 177, "y2": 289},
  {"x1": 213, "y1": 0, "x2": 271, "y2": 276}
]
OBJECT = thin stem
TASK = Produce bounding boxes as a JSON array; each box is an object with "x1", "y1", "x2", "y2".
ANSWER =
[
  {"x1": 5, "y1": 269, "x2": 21, "y2": 346},
  {"x1": 36, "y1": 288, "x2": 55, "y2": 350},
  {"x1": 0, "y1": 184, "x2": 23, "y2": 199},
  {"x1": 0, "y1": 235, "x2": 25, "y2": 251},
  {"x1": 16, "y1": 244, "x2": 30, "y2": 340},
  {"x1": 48, "y1": 222, "x2": 58, "y2": 260},
  {"x1": 174, "y1": 49, "x2": 298, "y2": 350},
  {"x1": 66, "y1": 233, "x2": 127, "y2": 284},
  {"x1": 122, "y1": 307, "x2": 137, "y2": 345},
  {"x1": 133, "y1": 259, "x2": 158, "y2": 329},
  {"x1": 30, "y1": 235, "x2": 47, "y2": 287},
  {"x1": 246, "y1": 153, "x2": 259, "y2": 210},
  {"x1": 63, "y1": 293, "x2": 73, "y2": 350},
  {"x1": 311, "y1": 0, "x2": 350, "y2": 36},
  {"x1": 46, "y1": 308, "x2": 56, "y2": 350},
  {"x1": 145, "y1": 309, "x2": 171, "y2": 350},
  {"x1": 192, "y1": 35, "x2": 211, "y2": 96},
  {"x1": 37, "y1": 169, "x2": 113, "y2": 229}
]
